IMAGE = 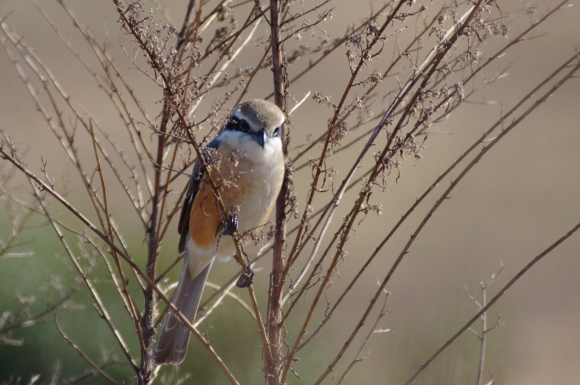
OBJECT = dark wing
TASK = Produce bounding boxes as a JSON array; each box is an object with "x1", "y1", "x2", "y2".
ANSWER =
[
  {"x1": 177, "y1": 160, "x2": 202, "y2": 254},
  {"x1": 177, "y1": 138, "x2": 222, "y2": 253}
]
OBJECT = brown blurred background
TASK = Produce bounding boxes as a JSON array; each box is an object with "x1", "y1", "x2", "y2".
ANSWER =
[{"x1": 1, "y1": 0, "x2": 579, "y2": 384}]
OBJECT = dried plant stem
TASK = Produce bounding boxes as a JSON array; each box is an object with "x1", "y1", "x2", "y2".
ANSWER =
[
  {"x1": 405, "y1": 218, "x2": 580, "y2": 384},
  {"x1": 290, "y1": 1, "x2": 567, "y2": 342},
  {"x1": 475, "y1": 284, "x2": 488, "y2": 385},
  {"x1": 282, "y1": 2, "x2": 488, "y2": 380},
  {"x1": 55, "y1": 317, "x2": 121, "y2": 385},
  {"x1": 266, "y1": 1, "x2": 288, "y2": 383},
  {"x1": 187, "y1": 17, "x2": 262, "y2": 116},
  {"x1": 336, "y1": 291, "x2": 390, "y2": 385},
  {"x1": 0, "y1": 142, "x2": 241, "y2": 382},
  {"x1": 291, "y1": 4, "x2": 443, "y2": 169},
  {"x1": 286, "y1": 0, "x2": 409, "y2": 273},
  {"x1": 264, "y1": 2, "x2": 391, "y2": 102},
  {"x1": 26, "y1": 181, "x2": 137, "y2": 370},
  {"x1": 403, "y1": 55, "x2": 580, "y2": 385},
  {"x1": 0, "y1": 288, "x2": 77, "y2": 334}
]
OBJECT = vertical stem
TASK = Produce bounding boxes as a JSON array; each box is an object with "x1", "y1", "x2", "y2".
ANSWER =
[
  {"x1": 476, "y1": 286, "x2": 487, "y2": 385},
  {"x1": 267, "y1": 1, "x2": 286, "y2": 384},
  {"x1": 138, "y1": 93, "x2": 168, "y2": 385}
]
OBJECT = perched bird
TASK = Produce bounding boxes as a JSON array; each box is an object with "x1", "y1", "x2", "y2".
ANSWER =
[{"x1": 153, "y1": 99, "x2": 285, "y2": 365}]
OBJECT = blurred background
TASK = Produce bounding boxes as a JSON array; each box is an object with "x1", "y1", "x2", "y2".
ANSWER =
[{"x1": 1, "y1": 0, "x2": 579, "y2": 384}]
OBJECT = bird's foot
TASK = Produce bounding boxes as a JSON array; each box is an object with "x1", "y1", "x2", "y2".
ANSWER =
[
  {"x1": 236, "y1": 268, "x2": 254, "y2": 288},
  {"x1": 222, "y1": 215, "x2": 238, "y2": 236}
]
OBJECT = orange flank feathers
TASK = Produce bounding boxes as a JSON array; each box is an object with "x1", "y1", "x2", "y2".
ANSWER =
[{"x1": 189, "y1": 183, "x2": 221, "y2": 249}]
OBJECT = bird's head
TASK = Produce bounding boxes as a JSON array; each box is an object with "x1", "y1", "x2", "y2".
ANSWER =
[{"x1": 224, "y1": 99, "x2": 285, "y2": 149}]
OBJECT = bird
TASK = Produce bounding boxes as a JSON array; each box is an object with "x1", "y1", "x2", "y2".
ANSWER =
[{"x1": 153, "y1": 99, "x2": 286, "y2": 365}]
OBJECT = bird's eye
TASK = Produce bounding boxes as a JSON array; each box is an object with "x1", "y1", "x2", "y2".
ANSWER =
[
  {"x1": 225, "y1": 117, "x2": 239, "y2": 131},
  {"x1": 239, "y1": 119, "x2": 251, "y2": 133},
  {"x1": 226, "y1": 117, "x2": 251, "y2": 133},
  {"x1": 272, "y1": 126, "x2": 281, "y2": 137}
]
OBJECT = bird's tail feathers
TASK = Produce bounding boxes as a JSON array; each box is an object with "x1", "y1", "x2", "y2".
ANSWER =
[{"x1": 153, "y1": 260, "x2": 213, "y2": 365}]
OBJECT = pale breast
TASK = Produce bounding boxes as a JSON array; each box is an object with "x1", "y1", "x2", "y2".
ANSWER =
[
  {"x1": 190, "y1": 139, "x2": 284, "y2": 261},
  {"x1": 216, "y1": 140, "x2": 284, "y2": 233}
]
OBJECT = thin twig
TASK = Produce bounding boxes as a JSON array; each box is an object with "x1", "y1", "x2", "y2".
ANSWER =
[{"x1": 55, "y1": 317, "x2": 121, "y2": 385}]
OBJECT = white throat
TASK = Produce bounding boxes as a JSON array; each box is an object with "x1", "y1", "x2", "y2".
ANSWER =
[{"x1": 218, "y1": 129, "x2": 282, "y2": 162}]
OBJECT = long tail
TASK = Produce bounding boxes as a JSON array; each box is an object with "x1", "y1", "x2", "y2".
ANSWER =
[{"x1": 153, "y1": 260, "x2": 213, "y2": 365}]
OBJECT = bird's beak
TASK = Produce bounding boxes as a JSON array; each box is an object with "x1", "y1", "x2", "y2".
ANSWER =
[{"x1": 252, "y1": 129, "x2": 266, "y2": 149}]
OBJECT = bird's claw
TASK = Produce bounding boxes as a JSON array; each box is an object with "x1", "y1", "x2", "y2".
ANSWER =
[
  {"x1": 222, "y1": 215, "x2": 238, "y2": 236},
  {"x1": 236, "y1": 268, "x2": 254, "y2": 288}
]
